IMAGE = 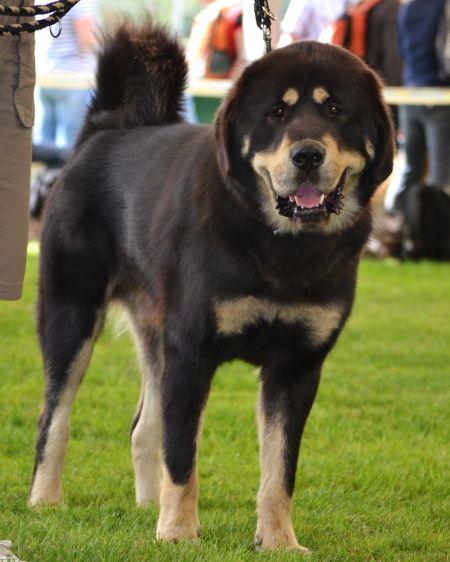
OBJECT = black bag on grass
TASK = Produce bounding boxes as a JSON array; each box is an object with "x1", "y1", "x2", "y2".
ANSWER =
[
  {"x1": 29, "y1": 167, "x2": 61, "y2": 219},
  {"x1": 403, "y1": 184, "x2": 450, "y2": 260}
]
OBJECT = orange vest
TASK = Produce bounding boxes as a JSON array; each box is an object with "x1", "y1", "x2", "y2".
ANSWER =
[
  {"x1": 188, "y1": 1, "x2": 243, "y2": 79},
  {"x1": 319, "y1": 0, "x2": 383, "y2": 59}
]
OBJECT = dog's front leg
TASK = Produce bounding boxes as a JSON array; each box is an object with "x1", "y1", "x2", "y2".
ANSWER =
[
  {"x1": 255, "y1": 362, "x2": 321, "y2": 552},
  {"x1": 156, "y1": 342, "x2": 215, "y2": 543}
]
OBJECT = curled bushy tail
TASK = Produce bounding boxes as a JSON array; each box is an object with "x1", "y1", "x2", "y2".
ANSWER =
[{"x1": 78, "y1": 18, "x2": 187, "y2": 142}]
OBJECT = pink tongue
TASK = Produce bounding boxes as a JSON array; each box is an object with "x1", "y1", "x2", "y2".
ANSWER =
[{"x1": 289, "y1": 183, "x2": 322, "y2": 208}]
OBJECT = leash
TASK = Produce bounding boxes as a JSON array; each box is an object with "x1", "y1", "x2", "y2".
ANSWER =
[
  {"x1": 0, "y1": 0, "x2": 80, "y2": 36},
  {"x1": 254, "y1": 0, "x2": 276, "y2": 53}
]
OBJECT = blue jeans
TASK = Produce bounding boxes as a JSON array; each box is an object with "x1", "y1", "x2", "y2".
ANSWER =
[
  {"x1": 34, "y1": 87, "x2": 91, "y2": 149},
  {"x1": 391, "y1": 104, "x2": 450, "y2": 213}
]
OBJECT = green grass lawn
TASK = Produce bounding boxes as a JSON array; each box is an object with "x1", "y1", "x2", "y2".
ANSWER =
[{"x1": 0, "y1": 244, "x2": 449, "y2": 561}]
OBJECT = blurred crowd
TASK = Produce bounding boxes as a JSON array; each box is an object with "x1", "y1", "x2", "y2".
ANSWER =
[{"x1": 29, "y1": 0, "x2": 450, "y2": 260}]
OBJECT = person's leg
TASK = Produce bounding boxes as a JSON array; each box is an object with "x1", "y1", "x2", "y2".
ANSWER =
[
  {"x1": 35, "y1": 87, "x2": 57, "y2": 145},
  {"x1": 423, "y1": 105, "x2": 450, "y2": 186},
  {"x1": 392, "y1": 105, "x2": 427, "y2": 213},
  {"x1": 55, "y1": 88, "x2": 90, "y2": 148}
]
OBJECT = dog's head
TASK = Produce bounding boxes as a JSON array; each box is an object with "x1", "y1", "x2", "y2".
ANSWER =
[{"x1": 215, "y1": 41, "x2": 395, "y2": 234}]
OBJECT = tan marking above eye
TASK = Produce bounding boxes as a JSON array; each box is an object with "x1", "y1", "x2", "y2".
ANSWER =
[
  {"x1": 282, "y1": 88, "x2": 300, "y2": 106},
  {"x1": 312, "y1": 87, "x2": 330, "y2": 104}
]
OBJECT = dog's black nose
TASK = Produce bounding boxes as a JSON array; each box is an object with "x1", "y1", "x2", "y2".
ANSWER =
[{"x1": 291, "y1": 144, "x2": 325, "y2": 174}]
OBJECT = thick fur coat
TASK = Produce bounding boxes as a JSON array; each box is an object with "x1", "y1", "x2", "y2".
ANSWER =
[{"x1": 31, "y1": 20, "x2": 395, "y2": 551}]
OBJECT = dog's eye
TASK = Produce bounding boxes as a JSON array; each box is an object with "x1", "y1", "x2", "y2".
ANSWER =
[
  {"x1": 271, "y1": 104, "x2": 286, "y2": 119},
  {"x1": 329, "y1": 104, "x2": 342, "y2": 116}
]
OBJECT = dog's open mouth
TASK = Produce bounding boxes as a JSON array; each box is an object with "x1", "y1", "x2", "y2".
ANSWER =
[{"x1": 275, "y1": 179, "x2": 345, "y2": 220}]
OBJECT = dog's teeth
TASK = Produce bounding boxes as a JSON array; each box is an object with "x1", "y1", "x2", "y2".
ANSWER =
[{"x1": 320, "y1": 194, "x2": 325, "y2": 205}]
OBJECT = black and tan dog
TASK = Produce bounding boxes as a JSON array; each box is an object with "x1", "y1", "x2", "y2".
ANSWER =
[{"x1": 30, "y1": 20, "x2": 394, "y2": 551}]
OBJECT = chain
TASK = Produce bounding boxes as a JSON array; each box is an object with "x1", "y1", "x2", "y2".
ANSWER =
[{"x1": 0, "y1": 0, "x2": 80, "y2": 36}]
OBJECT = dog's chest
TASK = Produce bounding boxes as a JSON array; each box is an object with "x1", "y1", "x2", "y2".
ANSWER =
[{"x1": 214, "y1": 297, "x2": 344, "y2": 347}]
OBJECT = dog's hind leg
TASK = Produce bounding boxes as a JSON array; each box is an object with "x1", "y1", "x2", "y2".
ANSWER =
[
  {"x1": 30, "y1": 220, "x2": 113, "y2": 507},
  {"x1": 30, "y1": 302, "x2": 106, "y2": 506},
  {"x1": 128, "y1": 317, "x2": 164, "y2": 505}
]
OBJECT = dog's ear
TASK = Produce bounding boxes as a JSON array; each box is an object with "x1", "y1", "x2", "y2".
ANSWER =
[
  {"x1": 214, "y1": 94, "x2": 238, "y2": 177},
  {"x1": 371, "y1": 80, "x2": 396, "y2": 186}
]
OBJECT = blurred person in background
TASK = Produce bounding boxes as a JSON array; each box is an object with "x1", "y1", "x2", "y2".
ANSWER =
[
  {"x1": 317, "y1": 0, "x2": 402, "y2": 87},
  {"x1": 33, "y1": 0, "x2": 97, "y2": 149},
  {"x1": 385, "y1": 0, "x2": 450, "y2": 215},
  {"x1": 278, "y1": 0, "x2": 348, "y2": 46},
  {"x1": 186, "y1": 0, "x2": 245, "y2": 80},
  {"x1": 185, "y1": 0, "x2": 245, "y2": 121}
]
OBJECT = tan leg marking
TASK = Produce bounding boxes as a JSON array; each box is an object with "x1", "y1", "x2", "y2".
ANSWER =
[
  {"x1": 131, "y1": 383, "x2": 162, "y2": 505},
  {"x1": 29, "y1": 403, "x2": 70, "y2": 506},
  {"x1": 127, "y1": 316, "x2": 164, "y2": 505},
  {"x1": 30, "y1": 336, "x2": 96, "y2": 506},
  {"x1": 156, "y1": 468, "x2": 200, "y2": 543},
  {"x1": 255, "y1": 396, "x2": 309, "y2": 552}
]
